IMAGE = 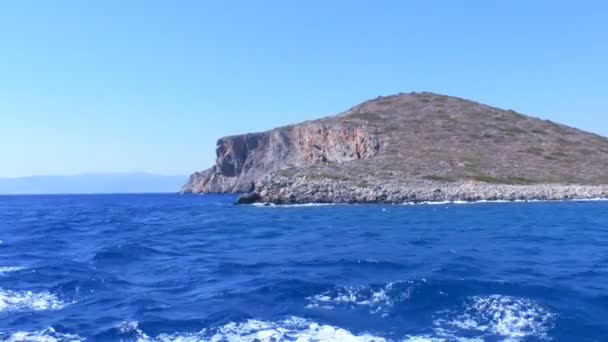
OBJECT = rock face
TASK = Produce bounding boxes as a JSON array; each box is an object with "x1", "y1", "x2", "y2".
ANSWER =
[
  {"x1": 183, "y1": 92, "x2": 608, "y2": 203},
  {"x1": 182, "y1": 123, "x2": 380, "y2": 193}
]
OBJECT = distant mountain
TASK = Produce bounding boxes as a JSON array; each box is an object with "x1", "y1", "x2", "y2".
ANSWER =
[{"x1": 0, "y1": 173, "x2": 186, "y2": 194}]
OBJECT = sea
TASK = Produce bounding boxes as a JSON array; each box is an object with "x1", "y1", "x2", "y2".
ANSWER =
[{"x1": 0, "y1": 194, "x2": 607, "y2": 341}]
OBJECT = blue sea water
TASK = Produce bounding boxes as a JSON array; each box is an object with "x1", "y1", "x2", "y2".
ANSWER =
[{"x1": 0, "y1": 194, "x2": 607, "y2": 341}]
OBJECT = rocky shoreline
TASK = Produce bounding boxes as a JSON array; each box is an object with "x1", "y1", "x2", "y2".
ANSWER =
[{"x1": 237, "y1": 176, "x2": 608, "y2": 204}]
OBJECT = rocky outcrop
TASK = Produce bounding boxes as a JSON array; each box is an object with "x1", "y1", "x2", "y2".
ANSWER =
[
  {"x1": 184, "y1": 92, "x2": 608, "y2": 203},
  {"x1": 182, "y1": 123, "x2": 380, "y2": 193},
  {"x1": 237, "y1": 174, "x2": 608, "y2": 204}
]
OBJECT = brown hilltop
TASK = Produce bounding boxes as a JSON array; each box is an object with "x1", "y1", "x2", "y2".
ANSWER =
[{"x1": 183, "y1": 92, "x2": 608, "y2": 203}]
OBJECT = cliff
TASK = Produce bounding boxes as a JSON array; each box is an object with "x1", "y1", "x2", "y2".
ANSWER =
[
  {"x1": 183, "y1": 92, "x2": 608, "y2": 203},
  {"x1": 183, "y1": 121, "x2": 380, "y2": 193}
]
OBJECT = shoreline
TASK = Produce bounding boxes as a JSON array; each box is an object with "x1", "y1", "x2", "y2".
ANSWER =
[
  {"x1": 237, "y1": 178, "x2": 608, "y2": 205},
  {"x1": 248, "y1": 197, "x2": 608, "y2": 207}
]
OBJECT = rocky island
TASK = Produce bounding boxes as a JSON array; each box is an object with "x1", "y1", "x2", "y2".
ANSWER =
[{"x1": 183, "y1": 92, "x2": 608, "y2": 204}]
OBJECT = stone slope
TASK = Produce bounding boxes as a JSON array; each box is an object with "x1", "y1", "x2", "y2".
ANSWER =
[{"x1": 183, "y1": 92, "x2": 608, "y2": 202}]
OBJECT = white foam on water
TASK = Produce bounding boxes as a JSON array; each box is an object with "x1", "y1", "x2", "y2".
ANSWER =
[
  {"x1": 403, "y1": 200, "x2": 516, "y2": 206},
  {"x1": 402, "y1": 337, "x2": 448, "y2": 342},
  {"x1": 430, "y1": 295, "x2": 555, "y2": 341},
  {"x1": 252, "y1": 198, "x2": 608, "y2": 207},
  {"x1": 252, "y1": 203, "x2": 275, "y2": 207},
  {"x1": 403, "y1": 201, "x2": 453, "y2": 206},
  {"x1": 573, "y1": 197, "x2": 608, "y2": 202},
  {"x1": 402, "y1": 336, "x2": 483, "y2": 342},
  {"x1": 252, "y1": 202, "x2": 336, "y2": 208},
  {"x1": 388, "y1": 295, "x2": 554, "y2": 342},
  {"x1": 116, "y1": 320, "x2": 142, "y2": 334},
  {"x1": 403, "y1": 200, "x2": 513, "y2": 205},
  {"x1": 1, "y1": 327, "x2": 83, "y2": 342},
  {"x1": 306, "y1": 281, "x2": 414, "y2": 316},
  {"x1": 404, "y1": 197, "x2": 608, "y2": 206},
  {"x1": 0, "y1": 288, "x2": 69, "y2": 312},
  {"x1": 12, "y1": 299, "x2": 553, "y2": 342},
  {"x1": 130, "y1": 316, "x2": 387, "y2": 342},
  {"x1": 0, "y1": 266, "x2": 25, "y2": 275}
]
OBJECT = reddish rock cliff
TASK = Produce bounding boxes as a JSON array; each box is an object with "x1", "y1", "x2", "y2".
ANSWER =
[{"x1": 182, "y1": 121, "x2": 380, "y2": 193}]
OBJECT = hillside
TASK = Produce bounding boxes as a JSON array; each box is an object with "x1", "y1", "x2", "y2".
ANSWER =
[{"x1": 183, "y1": 92, "x2": 608, "y2": 203}]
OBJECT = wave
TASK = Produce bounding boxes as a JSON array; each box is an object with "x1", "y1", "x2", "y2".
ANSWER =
[
  {"x1": 444, "y1": 295, "x2": 555, "y2": 340},
  {"x1": 0, "y1": 266, "x2": 25, "y2": 275},
  {"x1": 306, "y1": 280, "x2": 419, "y2": 316},
  {"x1": 115, "y1": 317, "x2": 386, "y2": 341},
  {"x1": 5, "y1": 295, "x2": 554, "y2": 342},
  {"x1": 91, "y1": 244, "x2": 165, "y2": 266},
  {"x1": 0, "y1": 327, "x2": 83, "y2": 342},
  {"x1": 307, "y1": 280, "x2": 555, "y2": 341},
  {"x1": 0, "y1": 288, "x2": 70, "y2": 312},
  {"x1": 403, "y1": 295, "x2": 555, "y2": 342}
]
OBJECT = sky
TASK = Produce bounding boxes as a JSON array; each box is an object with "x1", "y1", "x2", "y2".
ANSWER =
[{"x1": 1, "y1": 1, "x2": 606, "y2": 178}]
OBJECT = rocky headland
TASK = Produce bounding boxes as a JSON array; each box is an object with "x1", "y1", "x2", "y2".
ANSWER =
[{"x1": 183, "y1": 92, "x2": 608, "y2": 204}]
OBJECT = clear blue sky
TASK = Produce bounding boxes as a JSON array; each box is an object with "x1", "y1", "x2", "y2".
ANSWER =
[{"x1": 1, "y1": 1, "x2": 606, "y2": 177}]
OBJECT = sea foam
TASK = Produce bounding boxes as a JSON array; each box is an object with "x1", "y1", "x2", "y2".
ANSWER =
[
  {"x1": 0, "y1": 266, "x2": 25, "y2": 276},
  {"x1": 424, "y1": 295, "x2": 555, "y2": 341},
  {"x1": 119, "y1": 317, "x2": 387, "y2": 342},
  {"x1": 404, "y1": 198, "x2": 608, "y2": 206},
  {"x1": 7, "y1": 298, "x2": 555, "y2": 342},
  {"x1": 308, "y1": 290, "x2": 554, "y2": 341},
  {"x1": 0, "y1": 288, "x2": 69, "y2": 312},
  {"x1": 306, "y1": 281, "x2": 414, "y2": 316},
  {"x1": 252, "y1": 202, "x2": 336, "y2": 208},
  {"x1": 0, "y1": 327, "x2": 83, "y2": 342}
]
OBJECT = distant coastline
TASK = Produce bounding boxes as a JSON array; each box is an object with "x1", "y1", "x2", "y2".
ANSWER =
[{"x1": 0, "y1": 173, "x2": 186, "y2": 195}]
